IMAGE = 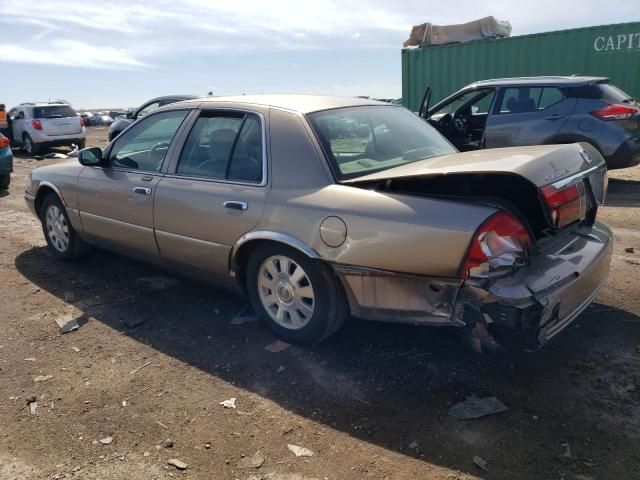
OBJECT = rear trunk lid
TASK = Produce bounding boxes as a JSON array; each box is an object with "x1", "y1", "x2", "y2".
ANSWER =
[
  {"x1": 344, "y1": 143, "x2": 607, "y2": 239},
  {"x1": 342, "y1": 143, "x2": 602, "y2": 189},
  {"x1": 34, "y1": 105, "x2": 82, "y2": 136}
]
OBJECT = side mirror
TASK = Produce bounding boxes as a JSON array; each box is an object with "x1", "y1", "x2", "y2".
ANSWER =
[
  {"x1": 126, "y1": 111, "x2": 133, "y2": 119},
  {"x1": 78, "y1": 147, "x2": 103, "y2": 166}
]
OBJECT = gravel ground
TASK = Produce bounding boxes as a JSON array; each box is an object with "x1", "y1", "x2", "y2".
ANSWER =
[{"x1": 1, "y1": 127, "x2": 639, "y2": 480}]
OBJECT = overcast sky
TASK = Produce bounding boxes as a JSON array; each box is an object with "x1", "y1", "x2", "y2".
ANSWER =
[{"x1": 0, "y1": 0, "x2": 637, "y2": 109}]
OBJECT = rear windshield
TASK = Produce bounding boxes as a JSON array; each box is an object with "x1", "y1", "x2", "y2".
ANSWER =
[
  {"x1": 307, "y1": 106, "x2": 456, "y2": 180},
  {"x1": 33, "y1": 105, "x2": 77, "y2": 118},
  {"x1": 570, "y1": 83, "x2": 633, "y2": 102}
]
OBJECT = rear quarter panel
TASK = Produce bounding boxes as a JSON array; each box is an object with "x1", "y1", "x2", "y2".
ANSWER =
[{"x1": 260, "y1": 107, "x2": 497, "y2": 277}]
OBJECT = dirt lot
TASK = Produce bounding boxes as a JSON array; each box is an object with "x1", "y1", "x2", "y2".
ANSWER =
[{"x1": 1, "y1": 127, "x2": 639, "y2": 480}]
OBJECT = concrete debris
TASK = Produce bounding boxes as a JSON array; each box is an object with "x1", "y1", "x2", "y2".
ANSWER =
[
  {"x1": 237, "y1": 451, "x2": 265, "y2": 469},
  {"x1": 99, "y1": 436, "x2": 113, "y2": 445},
  {"x1": 287, "y1": 444, "x2": 314, "y2": 457},
  {"x1": 265, "y1": 340, "x2": 290, "y2": 353},
  {"x1": 230, "y1": 315, "x2": 258, "y2": 325},
  {"x1": 473, "y1": 455, "x2": 488, "y2": 471},
  {"x1": 448, "y1": 396, "x2": 508, "y2": 420},
  {"x1": 33, "y1": 375, "x2": 53, "y2": 383},
  {"x1": 29, "y1": 401, "x2": 38, "y2": 415},
  {"x1": 71, "y1": 346, "x2": 80, "y2": 353},
  {"x1": 220, "y1": 398, "x2": 237, "y2": 409},
  {"x1": 163, "y1": 438, "x2": 174, "y2": 448},
  {"x1": 205, "y1": 443, "x2": 211, "y2": 449},
  {"x1": 625, "y1": 247, "x2": 635, "y2": 253},
  {"x1": 143, "y1": 451, "x2": 150, "y2": 457},
  {"x1": 559, "y1": 442, "x2": 572, "y2": 459},
  {"x1": 54, "y1": 313, "x2": 79, "y2": 333},
  {"x1": 167, "y1": 458, "x2": 188, "y2": 470}
]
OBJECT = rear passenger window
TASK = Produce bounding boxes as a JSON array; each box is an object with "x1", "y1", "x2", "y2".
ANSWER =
[
  {"x1": 538, "y1": 88, "x2": 565, "y2": 109},
  {"x1": 177, "y1": 112, "x2": 263, "y2": 183},
  {"x1": 499, "y1": 87, "x2": 565, "y2": 114}
]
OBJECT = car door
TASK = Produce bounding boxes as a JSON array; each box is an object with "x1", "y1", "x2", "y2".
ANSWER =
[
  {"x1": 76, "y1": 109, "x2": 191, "y2": 259},
  {"x1": 484, "y1": 86, "x2": 577, "y2": 148},
  {"x1": 427, "y1": 88, "x2": 496, "y2": 151},
  {"x1": 153, "y1": 107, "x2": 268, "y2": 280}
]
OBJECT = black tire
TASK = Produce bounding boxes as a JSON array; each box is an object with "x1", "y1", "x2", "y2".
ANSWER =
[
  {"x1": 40, "y1": 193, "x2": 92, "y2": 261},
  {"x1": 23, "y1": 133, "x2": 40, "y2": 157},
  {"x1": 0, "y1": 174, "x2": 9, "y2": 190},
  {"x1": 246, "y1": 243, "x2": 349, "y2": 345}
]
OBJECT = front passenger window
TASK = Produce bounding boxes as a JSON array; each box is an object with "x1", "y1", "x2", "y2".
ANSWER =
[{"x1": 108, "y1": 110, "x2": 188, "y2": 171}]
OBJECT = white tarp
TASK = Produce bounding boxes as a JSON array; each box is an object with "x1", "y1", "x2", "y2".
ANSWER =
[{"x1": 404, "y1": 16, "x2": 512, "y2": 47}]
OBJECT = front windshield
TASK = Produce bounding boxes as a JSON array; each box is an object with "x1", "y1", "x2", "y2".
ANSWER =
[{"x1": 308, "y1": 106, "x2": 456, "y2": 180}]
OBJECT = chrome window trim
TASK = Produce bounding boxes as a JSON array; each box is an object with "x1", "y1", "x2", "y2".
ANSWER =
[{"x1": 168, "y1": 107, "x2": 269, "y2": 187}]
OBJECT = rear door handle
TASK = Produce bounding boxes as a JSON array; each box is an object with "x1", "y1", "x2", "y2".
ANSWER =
[
  {"x1": 223, "y1": 200, "x2": 248, "y2": 211},
  {"x1": 133, "y1": 187, "x2": 152, "y2": 195},
  {"x1": 545, "y1": 114, "x2": 567, "y2": 121}
]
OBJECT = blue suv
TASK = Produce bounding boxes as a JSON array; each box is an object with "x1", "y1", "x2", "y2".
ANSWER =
[{"x1": 423, "y1": 76, "x2": 640, "y2": 169}]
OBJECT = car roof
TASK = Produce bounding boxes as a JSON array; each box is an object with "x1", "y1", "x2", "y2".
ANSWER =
[
  {"x1": 469, "y1": 76, "x2": 609, "y2": 88},
  {"x1": 178, "y1": 95, "x2": 390, "y2": 114},
  {"x1": 18, "y1": 102, "x2": 72, "y2": 107},
  {"x1": 146, "y1": 94, "x2": 200, "y2": 103}
]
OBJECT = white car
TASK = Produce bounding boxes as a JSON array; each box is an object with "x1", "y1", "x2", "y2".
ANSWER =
[{"x1": 8, "y1": 102, "x2": 86, "y2": 156}]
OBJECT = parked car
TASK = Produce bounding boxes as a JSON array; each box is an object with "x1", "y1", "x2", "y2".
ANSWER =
[
  {"x1": 108, "y1": 95, "x2": 199, "y2": 141},
  {"x1": 25, "y1": 95, "x2": 611, "y2": 351},
  {"x1": 421, "y1": 76, "x2": 640, "y2": 169},
  {"x1": 108, "y1": 111, "x2": 127, "y2": 119},
  {"x1": 0, "y1": 133, "x2": 12, "y2": 189},
  {"x1": 8, "y1": 102, "x2": 86, "y2": 156}
]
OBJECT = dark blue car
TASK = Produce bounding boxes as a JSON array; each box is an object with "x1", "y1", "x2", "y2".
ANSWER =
[{"x1": 423, "y1": 76, "x2": 640, "y2": 169}]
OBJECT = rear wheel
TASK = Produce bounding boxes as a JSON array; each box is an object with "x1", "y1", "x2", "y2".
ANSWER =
[
  {"x1": 40, "y1": 194, "x2": 92, "y2": 261},
  {"x1": 76, "y1": 139, "x2": 86, "y2": 150},
  {"x1": 23, "y1": 133, "x2": 40, "y2": 156},
  {"x1": 247, "y1": 243, "x2": 349, "y2": 345},
  {"x1": 0, "y1": 174, "x2": 9, "y2": 190}
]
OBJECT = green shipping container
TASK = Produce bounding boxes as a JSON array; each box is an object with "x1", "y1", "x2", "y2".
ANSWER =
[{"x1": 402, "y1": 21, "x2": 640, "y2": 112}]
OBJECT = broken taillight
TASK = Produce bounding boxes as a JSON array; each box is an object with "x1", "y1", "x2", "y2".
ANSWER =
[
  {"x1": 590, "y1": 103, "x2": 639, "y2": 121},
  {"x1": 539, "y1": 182, "x2": 586, "y2": 229},
  {"x1": 461, "y1": 211, "x2": 531, "y2": 279}
]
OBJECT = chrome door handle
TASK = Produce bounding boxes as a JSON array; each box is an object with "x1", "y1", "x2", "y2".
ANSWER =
[
  {"x1": 223, "y1": 200, "x2": 248, "y2": 211},
  {"x1": 133, "y1": 187, "x2": 152, "y2": 195}
]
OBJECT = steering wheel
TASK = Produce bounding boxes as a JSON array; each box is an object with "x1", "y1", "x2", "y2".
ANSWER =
[{"x1": 435, "y1": 113, "x2": 452, "y2": 130}]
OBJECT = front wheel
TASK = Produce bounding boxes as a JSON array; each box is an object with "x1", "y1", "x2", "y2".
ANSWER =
[
  {"x1": 40, "y1": 194, "x2": 92, "y2": 261},
  {"x1": 0, "y1": 174, "x2": 9, "y2": 190},
  {"x1": 246, "y1": 243, "x2": 349, "y2": 345}
]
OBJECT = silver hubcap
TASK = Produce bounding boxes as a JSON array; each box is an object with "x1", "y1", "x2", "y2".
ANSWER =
[
  {"x1": 258, "y1": 255, "x2": 315, "y2": 329},
  {"x1": 45, "y1": 205, "x2": 69, "y2": 253}
]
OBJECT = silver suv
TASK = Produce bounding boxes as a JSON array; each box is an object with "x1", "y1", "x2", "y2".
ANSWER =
[{"x1": 8, "y1": 103, "x2": 86, "y2": 156}]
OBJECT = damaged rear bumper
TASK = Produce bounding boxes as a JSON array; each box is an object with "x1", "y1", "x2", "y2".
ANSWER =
[
  {"x1": 333, "y1": 221, "x2": 612, "y2": 350},
  {"x1": 462, "y1": 221, "x2": 613, "y2": 348}
]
